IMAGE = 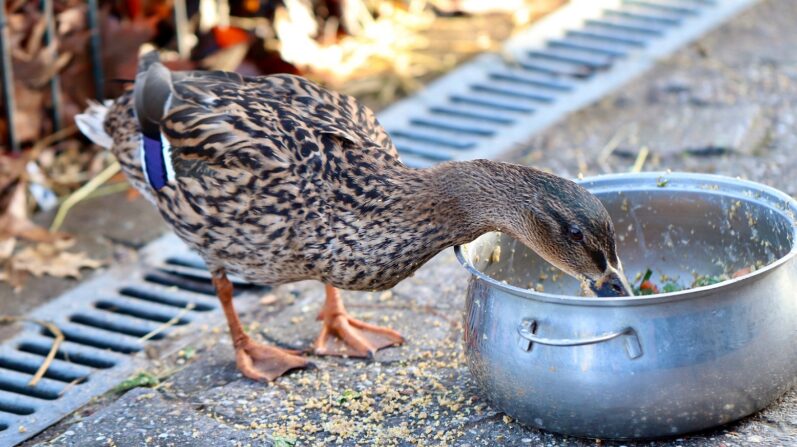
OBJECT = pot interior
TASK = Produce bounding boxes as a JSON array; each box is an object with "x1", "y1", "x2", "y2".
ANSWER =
[{"x1": 466, "y1": 183, "x2": 796, "y2": 297}]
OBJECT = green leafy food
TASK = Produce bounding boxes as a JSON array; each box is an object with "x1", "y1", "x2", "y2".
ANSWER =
[
  {"x1": 114, "y1": 372, "x2": 159, "y2": 393},
  {"x1": 691, "y1": 274, "x2": 724, "y2": 288},
  {"x1": 338, "y1": 389, "x2": 361, "y2": 404},
  {"x1": 631, "y1": 268, "x2": 735, "y2": 297},
  {"x1": 661, "y1": 282, "x2": 683, "y2": 293},
  {"x1": 179, "y1": 346, "x2": 197, "y2": 360},
  {"x1": 632, "y1": 269, "x2": 658, "y2": 295},
  {"x1": 273, "y1": 436, "x2": 297, "y2": 447}
]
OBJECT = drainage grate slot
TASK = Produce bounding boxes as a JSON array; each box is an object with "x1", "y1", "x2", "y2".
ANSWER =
[
  {"x1": 527, "y1": 49, "x2": 613, "y2": 70},
  {"x1": 119, "y1": 286, "x2": 216, "y2": 311},
  {"x1": 566, "y1": 29, "x2": 647, "y2": 47},
  {"x1": 0, "y1": 392, "x2": 37, "y2": 416},
  {"x1": 428, "y1": 106, "x2": 516, "y2": 125},
  {"x1": 488, "y1": 71, "x2": 573, "y2": 92},
  {"x1": 69, "y1": 313, "x2": 167, "y2": 340},
  {"x1": 41, "y1": 325, "x2": 142, "y2": 354},
  {"x1": 580, "y1": 22, "x2": 659, "y2": 45},
  {"x1": 604, "y1": 9, "x2": 683, "y2": 26},
  {"x1": 409, "y1": 118, "x2": 496, "y2": 137},
  {"x1": 0, "y1": 403, "x2": 34, "y2": 416},
  {"x1": 547, "y1": 37, "x2": 630, "y2": 58},
  {"x1": 144, "y1": 270, "x2": 218, "y2": 296},
  {"x1": 584, "y1": 18, "x2": 667, "y2": 36},
  {"x1": 0, "y1": 352, "x2": 90, "y2": 383},
  {"x1": 471, "y1": 84, "x2": 555, "y2": 103},
  {"x1": 95, "y1": 299, "x2": 191, "y2": 325},
  {"x1": 164, "y1": 256, "x2": 206, "y2": 270},
  {"x1": 156, "y1": 264, "x2": 254, "y2": 287},
  {"x1": 391, "y1": 130, "x2": 476, "y2": 150},
  {"x1": 0, "y1": 423, "x2": 7, "y2": 432},
  {"x1": 0, "y1": 371, "x2": 62, "y2": 400},
  {"x1": 18, "y1": 341, "x2": 116, "y2": 369},
  {"x1": 449, "y1": 95, "x2": 535, "y2": 113},
  {"x1": 622, "y1": 0, "x2": 700, "y2": 16},
  {"x1": 516, "y1": 55, "x2": 596, "y2": 79},
  {"x1": 393, "y1": 144, "x2": 454, "y2": 162}
]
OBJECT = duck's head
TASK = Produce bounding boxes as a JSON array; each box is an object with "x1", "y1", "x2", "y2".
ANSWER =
[
  {"x1": 512, "y1": 176, "x2": 632, "y2": 297},
  {"x1": 441, "y1": 161, "x2": 633, "y2": 297}
]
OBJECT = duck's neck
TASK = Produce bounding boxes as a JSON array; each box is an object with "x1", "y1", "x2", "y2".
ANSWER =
[{"x1": 404, "y1": 159, "x2": 542, "y2": 249}]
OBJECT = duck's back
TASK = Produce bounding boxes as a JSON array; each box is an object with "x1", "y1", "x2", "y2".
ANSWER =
[{"x1": 103, "y1": 58, "x2": 419, "y2": 289}]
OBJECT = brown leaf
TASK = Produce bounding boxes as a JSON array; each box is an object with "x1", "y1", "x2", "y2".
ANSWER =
[
  {"x1": 13, "y1": 42, "x2": 74, "y2": 89},
  {"x1": 10, "y1": 240, "x2": 103, "y2": 280},
  {"x1": 0, "y1": 238, "x2": 15, "y2": 262},
  {"x1": 0, "y1": 157, "x2": 70, "y2": 243}
]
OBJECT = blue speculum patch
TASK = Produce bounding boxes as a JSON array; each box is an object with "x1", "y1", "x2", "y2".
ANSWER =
[{"x1": 142, "y1": 134, "x2": 168, "y2": 189}]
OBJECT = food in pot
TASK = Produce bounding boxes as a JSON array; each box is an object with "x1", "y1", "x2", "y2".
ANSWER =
[{"x1": 632, "y1": 266, "x2": 755, "y2": 296}]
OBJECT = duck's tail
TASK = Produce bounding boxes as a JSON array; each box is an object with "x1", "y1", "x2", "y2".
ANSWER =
[
  {"x1": 75, "y1": 100, "x2": 114, "y2": 149},
  {"x1": 76, "y1": 51, "x2": 167, "y2": 149}
]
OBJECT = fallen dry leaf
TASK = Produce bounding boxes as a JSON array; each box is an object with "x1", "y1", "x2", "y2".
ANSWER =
[
  {"x1": 0, "y1": 238, "x2": 15, "y2": 262},
  {"x1": 10, "y1": 239, "x2": 103, "y2": 280},
  {"x1": 0, "y1": 180, "x2": 69, "y2": 243}
]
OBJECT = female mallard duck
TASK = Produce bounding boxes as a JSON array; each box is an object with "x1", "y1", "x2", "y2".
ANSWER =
[{"x1": 77, "y1": 52, "x2": 631, "y2": 382}]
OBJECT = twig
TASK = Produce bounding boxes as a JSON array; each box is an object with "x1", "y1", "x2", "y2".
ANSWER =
[
  {"x1": 139, "y1": 303, "x2": 196, "y2": 342},
  {"x1": 27, "y1": 125, "x2": 77, "y2": 161},
  {"x1": 630, "y1": 146, "x2": 649, "y2": 173},
  {"x1": 50, "y1": 161, "x2": 121, "y2": 232},
  {"x1": 57, "y1": 376, "x2": 84, "y2": 397},
  {"x1": 83, "y1": 181, "x2": 130, "y2": 201},
  {"x1": 0, "y1": 316, "x2": 64, "y2": 386}
]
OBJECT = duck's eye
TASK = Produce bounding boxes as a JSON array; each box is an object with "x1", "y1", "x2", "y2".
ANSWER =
[{"x1": 568, "y1": 226, "x2": 584, "y2": 242}]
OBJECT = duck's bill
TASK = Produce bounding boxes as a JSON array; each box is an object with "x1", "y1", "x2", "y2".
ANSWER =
[{"x1": 589, "y1": 268, "x2": 634, "y2": 297}]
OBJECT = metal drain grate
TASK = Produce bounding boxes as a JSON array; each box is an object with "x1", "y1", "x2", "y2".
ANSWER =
[
  {"x1": 0, "y1": 235, "x2": 266, "y2": 446},
  {"x1": 378, "y1": 0, "x2": 760, "y2": 167}
]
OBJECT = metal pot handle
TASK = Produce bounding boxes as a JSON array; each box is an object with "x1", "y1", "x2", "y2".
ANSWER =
[{"x1": 517, "y1": 319, "x2": 643, "y2": 359}]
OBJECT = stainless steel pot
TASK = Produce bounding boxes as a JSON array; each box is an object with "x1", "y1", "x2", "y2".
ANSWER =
[{"x1": 456, "y1": 173, "x2": 797, "y2": 439}]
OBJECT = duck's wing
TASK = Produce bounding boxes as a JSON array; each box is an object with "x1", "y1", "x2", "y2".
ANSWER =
[{"x1": 134, "y1": 57, "x2": 401, "y2": 183}]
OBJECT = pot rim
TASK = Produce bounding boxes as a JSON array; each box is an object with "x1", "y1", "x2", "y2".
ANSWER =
[{"x1": 454, "y1": 172, "x2": 797, "y2": 307}]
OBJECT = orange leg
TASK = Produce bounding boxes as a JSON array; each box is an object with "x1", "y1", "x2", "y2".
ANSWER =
[
  {"x1": 211, "y1": 270, "x2": 310, "y2": 381},
  {"x1": 314, "y1": 284, "x2": 404, "y2": 358}
]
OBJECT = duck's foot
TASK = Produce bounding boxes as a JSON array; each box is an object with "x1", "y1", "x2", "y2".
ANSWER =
[
  {"x1": 313, "y1": 285, "x2": 404, "y2": 358},
  {"x1": 236, "y1": 337, "x2": 311, "y2": 381},
  {"x1": 211, "y1": 269, "x2": 311, "y2": 382}
]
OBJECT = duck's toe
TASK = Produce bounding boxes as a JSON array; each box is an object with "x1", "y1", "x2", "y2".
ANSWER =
[
  {"x1": 236, "y1": 339, "x2": 312, "y2": 382},
  {"x1": 313, "y1": 314, "x2": 404, "y2": 358}
]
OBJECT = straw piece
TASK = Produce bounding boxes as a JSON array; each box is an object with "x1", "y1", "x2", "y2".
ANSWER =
[
  {"x1": 50, "y1": 161, "x2": 120, "y2": 232},
  {"x1": 630, "y1": 146, "x2": 649, "y2": 173},
  {"x1": 139, "y1": 302, "x2": 196, "y2": 342},
  {"x1": 0, "y1": 316, "x2": 64, "y2": 386}
]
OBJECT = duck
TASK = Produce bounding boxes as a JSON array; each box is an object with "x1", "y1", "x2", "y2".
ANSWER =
[{"x1": 76, "y1": 52, "x2": 631, "y2": 382}]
